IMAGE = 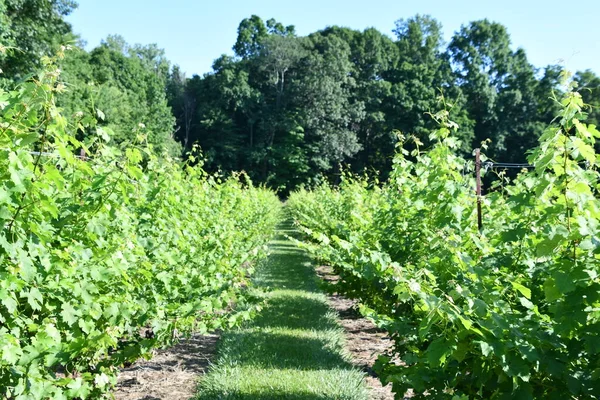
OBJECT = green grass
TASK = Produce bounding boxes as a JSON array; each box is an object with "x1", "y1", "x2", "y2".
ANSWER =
[{"x1": 196, "y1": 224, "x2": 368, "y2": 400}]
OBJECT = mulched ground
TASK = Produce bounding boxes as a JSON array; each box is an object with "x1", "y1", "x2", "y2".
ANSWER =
[
  {"x1": 112, "y1": 333, "x2": 219, "y2": 400},
  {"x1": 314, "y1": 265, "x2": 397, "y2": 400}
]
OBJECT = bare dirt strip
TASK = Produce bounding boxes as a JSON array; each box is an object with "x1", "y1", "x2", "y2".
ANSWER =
[{"x1": 315, "y1": 265, "x2": 396, "y2": 400}]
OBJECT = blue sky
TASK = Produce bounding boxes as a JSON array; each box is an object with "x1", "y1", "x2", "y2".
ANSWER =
[{"x1": 66, "y1": 0, "x2": 599, "y2": 77}]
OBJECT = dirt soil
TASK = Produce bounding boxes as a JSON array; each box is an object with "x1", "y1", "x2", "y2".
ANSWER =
[
  {"x1": 112, "y1": 333, "x2": 219, "y2": 400},
  {"x1": 315, "y1": 265, "x2": 397, "y2": 400}
]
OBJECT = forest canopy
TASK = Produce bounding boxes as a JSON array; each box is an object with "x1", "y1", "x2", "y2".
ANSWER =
[{"x1": 1, "y1": 2, "x2": 599, "y2": 192}]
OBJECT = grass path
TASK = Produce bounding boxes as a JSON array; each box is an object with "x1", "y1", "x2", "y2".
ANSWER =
[{"x1": 195, "y1": 223, "x2": 368, "y2": 400}]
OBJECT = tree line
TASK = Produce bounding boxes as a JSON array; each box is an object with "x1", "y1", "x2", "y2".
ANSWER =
[{"x1": 2, "y1": 1, "x2": 599, "y2": 192}]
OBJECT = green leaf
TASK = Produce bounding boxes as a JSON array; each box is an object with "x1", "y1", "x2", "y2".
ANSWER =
[
  {"x1": 24, "y1": 288, "x2": 43, "y2": 311},
  {"x1": 1, "y1": 339, "x2": 23, "y2": 364},
  {"x1": 0, "y1": 290, "x2": 18, "y2": 313},
  {"x1": 552, "y1": 271, "x2": 576, "y2": 294},
  {"x1": 473, "y1": 298, "x2": 488, "y2": 317},
  {"x1": 452, "y1": 341, "x2": 470, "y2": 362},
  {"x1": 0, "y1": 187, "x2": 11, "y2": 204},
  {"x1": 15, "y1": 133, "x2": 38, "y2": 147},
  {"x1": 479, "y1": 341, "x2": 493, "y2": 357},
  {"x1": 511, "y1": 282, "x2": 532, "y2": 299},
  {"x1": 536, "y1": 238, "x2": 561, "y2": 257},
  {"x1": 60, "y1": 303, "x2": 78, "y2": 326},
  {"x1": 67, "y1": 377, "x2": 91, "y2": 398},
  {"x1": 424, "y1": 338, "x2": 450, "y2": 367},
  {"x1": 519, "y1": 297, "x2": 534, "y2": 309},
  {"x1": 544, "y1": 278, "x2": 562, "y2": 302},
  {"x1": 571, "y1": 136, "x2": 596, "y2": 163},
  {"x1": 96, "y1": 127, "x2": 110, "y2": 142},
  {"x1": 78, "y1": 318, "x2": 94, "y2": 334},
  {"x1": 127, "y1": 165, "x2": 144, "y2": 180}
]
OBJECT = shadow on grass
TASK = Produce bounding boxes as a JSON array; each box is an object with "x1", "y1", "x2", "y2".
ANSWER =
[
  {"x1": 219, "y1": 329, "x2": 347, "y2": 371},
  {"x1": 252, "y1": 294, "x2": 336, "y2": 331},
  {"x1": 198, "y1": 390, "x2": 343, "y2": 400},
  {"x1": 256, "y1": 251, "x2": 317, "y2": 291}
]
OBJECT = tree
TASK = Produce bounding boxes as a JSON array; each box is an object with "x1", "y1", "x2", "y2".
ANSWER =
[
  {"x1": 391, "y1": 15, "x2": 473, "y2": 151},
  {"x1": 129, "y1": 42, "x2": 170, "y2": 80},
  {"x1": 449, "y1": 20, "x2": 512, "y2": 154},
  {"x1": 58, "y1": 37, "x2": 180, "y2": 156},
  {"x1": 536, "y1": 65, "x2": 564, "y2": 122},
  {"x1": 184, "y1": 56, "x2": 260, "y2": 172},
  {"x1": 259, "y1": 35, "x2": 305, "y2": 109},
  {"x1": 233, "y1": 15, "x2": 269, "y2": 59},
  {"x1": 317, "y1": 26, "x2": 398, "y2": 174},
  {"x1": 0, "y1": 0, "x2": 77, "y2": 80},
  {"x1": 495, "y1": 49, "x2": 548, "y2": 161},
  {"x1": 295, "y1": 32, "x2": 364, "y2": 173},
  {"x1": 72, "y1": 13, "x2": 592, "y2": 191},
  {"x1": 167, "y1": 65, "x2": 196, "y2": 149},
  {"x1": 448, "y1": 20, "x2": 559, "y2": 162}
]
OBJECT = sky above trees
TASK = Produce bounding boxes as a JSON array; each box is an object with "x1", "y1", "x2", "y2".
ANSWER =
[{"x1": 67, "y1": 0, "x2": 600, "y2": 77}]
